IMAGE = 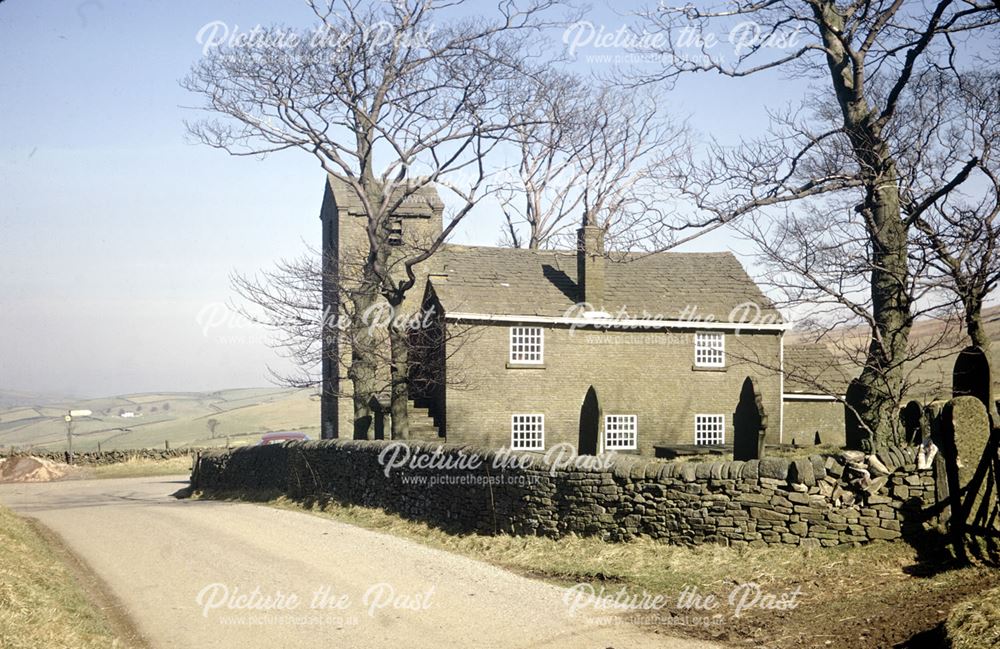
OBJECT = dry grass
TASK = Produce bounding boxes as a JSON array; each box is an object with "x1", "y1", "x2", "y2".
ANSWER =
[
  {"x1": 204, "y1": 491, "x2": 922, "y2": 593},
  {"x1": 0, "y1": 505, "x2": 130, "y2": 648},
  {"x1": 87, "y1": 456, "x2": 193, "y2": 479},
  {"x1": 947, "y1": 585, "x2": 1000, "y2": 649},
  {"x1": 766, "y1": 444, "x2": 842, "y2": 459}
]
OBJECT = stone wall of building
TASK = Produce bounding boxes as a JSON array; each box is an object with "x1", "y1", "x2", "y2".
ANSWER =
[
  {"x1": 445, "y1": 325, "x2": 783, "y2": 452},
  {"x1": 193, "y1": 441, "x2": 937, "y2": 548},
  {"x1": 783, "y1": 399, "x2": 846, "y2": 447}
]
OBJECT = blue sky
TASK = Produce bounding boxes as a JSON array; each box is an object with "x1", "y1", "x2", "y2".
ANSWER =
[{"x1": 0, "y1": 0, "x2": 811, "y2": 397}]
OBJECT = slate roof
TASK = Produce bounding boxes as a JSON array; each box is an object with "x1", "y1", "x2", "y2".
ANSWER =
[
  {"x1": 425, "y1": 244, "x2": 782, "y2": 324},
  {"x1": 783, "y1": 344, "x2": 854, "y2": 395}
]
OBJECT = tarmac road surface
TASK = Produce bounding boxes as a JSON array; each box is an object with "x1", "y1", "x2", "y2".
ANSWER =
[{"x1": 0, "y1": 476, "x2": 723, "y2": 649}]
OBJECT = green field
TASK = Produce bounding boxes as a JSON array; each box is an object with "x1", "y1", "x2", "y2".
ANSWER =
[{"x1": 0, "y1": 387, "x2": 319, "y2": 452}]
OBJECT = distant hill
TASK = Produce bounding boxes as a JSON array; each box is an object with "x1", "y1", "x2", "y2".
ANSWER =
[
  {"x1": 0, "y1": 387, "x2": 319, "y2": 452},
  {"x1": 0, "y1": 389, "x2": 78, "y2": 409},
  {"x1": 787, "y1": 304, "x2": 1000, "y2": 400}
]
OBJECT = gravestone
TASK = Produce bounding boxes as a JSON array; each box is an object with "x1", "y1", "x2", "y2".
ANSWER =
[
  {"x1": 949, "y1": 349, "x2": 999, "y2": 543},
  {"x1": 936, "y1": 396, "x2": 992, "y2": 535},
  {"x1": 939, "y1": 397, "x2": 989, "y2": 487},
  {"x1": 925, "y1": 401, "x2": 947, "y2": 444},
  {"x1": 844, "y1": 378, "x2": 870, "y2": 452},
  {"x1": 901, "y1": 400, "x2": 926, "y2": 445},
  {"x1": 733, "y1": 377, "x2": 767, "y2": 461},
  {"x1": 953, "y1": 346, "x2": 993, "y2": 424}
]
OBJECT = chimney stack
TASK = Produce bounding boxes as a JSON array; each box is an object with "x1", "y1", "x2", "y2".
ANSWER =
[{"x1": 577, "y1": 214, "x2": 605, "y2": 309}]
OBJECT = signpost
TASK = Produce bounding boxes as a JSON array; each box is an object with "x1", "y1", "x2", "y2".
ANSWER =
[
  {"x1": 64, "y1": 410, "x2": 92, "y2": 460},
  {"x1": 64, "y1": 414, "x2": 73, "y2": 457}
]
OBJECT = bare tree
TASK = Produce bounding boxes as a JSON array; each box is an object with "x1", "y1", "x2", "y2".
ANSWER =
[
  {"x1": 183, "y1": 0, "x2": 567, "y2": 438},
  {"x1": 737, "y1": 199, "x2": 966, "y2": 445},
  {"x1": 498, "y1": 72, "x2": 687, "y2": 250},
  {"x1": 496, "y1": 69, "x2": 590, "y2": 248},
  {"x1": 575, "y1": 85, "x2": 689, "y2": 253},
  {"x1": 635, "y1": 0, "x2": 998, "y2": 450},
  {"x1": 230, "y1": 252, "x2": 327, "y2": 389},
  {"x1": 735, "y1": 67, "x2": 998, "y2": 441},
  {"x1": 230, "y1": 248, "x2": 480, "y2": 430},
  {"x1": 907, "y1": 71, "x2": 1000, "y2": 352}
]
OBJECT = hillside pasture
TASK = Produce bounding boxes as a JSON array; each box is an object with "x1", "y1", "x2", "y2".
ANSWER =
[{"x1": 0, "y1": 388, "x2": 319, "y2": 452}]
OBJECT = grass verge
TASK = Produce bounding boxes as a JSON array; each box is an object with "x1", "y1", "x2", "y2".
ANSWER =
[
  {"x1": 0, "y1": 505, "x2": 144, "y2": 648},
  {"x1": 947, "y1": 584, "x2": 1000, "y2": 649},
  {"x1": 193, "y1": 489, "x2": 1000, "y2": 649}
]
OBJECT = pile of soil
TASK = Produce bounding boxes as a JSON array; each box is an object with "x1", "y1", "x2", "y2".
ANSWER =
[{"x1": 0, "y1": 456, "x2": 74, "y2": 483}]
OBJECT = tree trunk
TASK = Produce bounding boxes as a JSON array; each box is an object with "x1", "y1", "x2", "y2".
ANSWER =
[
  {"x1": 348, "y1": 283, "x2": 379, "y2": 439},
  {"x1": 346, "y1": 172, "x2": 392, "y2": 441},
  {"x1": 816, "y1": 4, "x2": 912, "y2": 450},
  {"x1": 388, "y1": 320, "x2": 410, "y2": 439},
  {"x1": 841, "y1": 163, "x2": 911, "y2": 450},
  {"x1": 965, "y1": 295, "x2": 991, "y2": 352},
  {"x1": 344, "y1": 134, "x2": 391, "y2": 440},
  {"x1": 845, "y1": 184, "x2": 911, "y2": 450}
]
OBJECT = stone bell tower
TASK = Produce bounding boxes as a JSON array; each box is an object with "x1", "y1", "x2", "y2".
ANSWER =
[{"x1": 318, "y1": 175, "x2": 444, "y2": 439}]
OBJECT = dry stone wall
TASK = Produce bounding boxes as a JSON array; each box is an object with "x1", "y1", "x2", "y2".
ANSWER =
[
  {"x1": 6, "y1": 448, "x2": 196, "y2": 466},
  {"x1": 193, "y1": 441, "x2": 937, "y2": 547}
]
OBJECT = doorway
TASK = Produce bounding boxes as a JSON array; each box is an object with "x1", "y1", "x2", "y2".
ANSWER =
[{"x1": 578, "y1": 386, "x2": 601, "y2": 455}]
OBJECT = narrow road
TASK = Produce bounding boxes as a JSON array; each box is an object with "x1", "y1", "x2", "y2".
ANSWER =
[{"x1": 0, "y1": 476, "x2": 721, "y2": 649}]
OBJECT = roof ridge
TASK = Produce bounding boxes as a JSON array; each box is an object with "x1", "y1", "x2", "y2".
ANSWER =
[{"x1": 439, "y1": 243, "x2": 737, "y2": 258}]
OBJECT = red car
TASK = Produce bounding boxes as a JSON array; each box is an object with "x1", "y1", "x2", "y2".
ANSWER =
[{"x1": 256, "y1": 431, "x2": 311, "y2": 446}]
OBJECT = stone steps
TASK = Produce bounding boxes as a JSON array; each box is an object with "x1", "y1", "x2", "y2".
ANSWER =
[{"x1": 406, "y1": 400, "x2": 442, "y2": 441}]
